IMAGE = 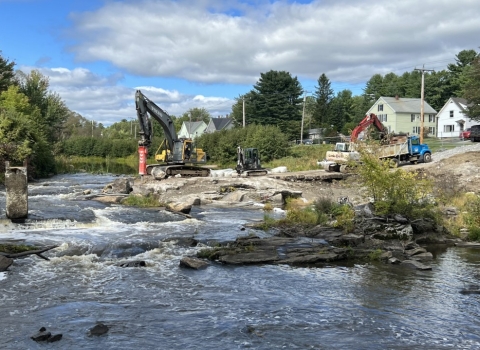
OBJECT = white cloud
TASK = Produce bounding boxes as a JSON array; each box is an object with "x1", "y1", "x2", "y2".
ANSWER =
[
  {"x1": 17, "y1": 66, "x2": 235, "y2": 125},
  {"x1": 16, "y1": 0, "x2": 480, "y2": 126},
  {"x1": 68, "y1": 0, "x2": 480, "y2": 84}
]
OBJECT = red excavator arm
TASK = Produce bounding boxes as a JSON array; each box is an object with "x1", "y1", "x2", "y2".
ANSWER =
[{"x1": 350, "y1": 113, "x2": 387, "y2": 142}]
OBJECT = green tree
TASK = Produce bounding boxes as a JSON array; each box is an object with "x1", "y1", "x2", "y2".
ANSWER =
[
  {"x1": 248, "y1": 70, "x2": 303, "y2": 138},
  {"x1": 313, "y1": 73, "x2": 334, "y2": 127},
  {"x1": 230, "y1": 92, "x2": 256, "y2": 128},
  {"x1": 424, "y1": 70, "x2": 451, "y2": 112},
  {"x1": 329, "y1": 89, "x2": 354, "y2": 132},
  {"x1": 363, "y1": 74, "x2": 384, "y2": 100},
  {"x1": 187, "y1": 107, "x2": 210, "y2": 125},
  {"x1": 447, "y1": 49, "x2": 479, "y2": 97},
  {"x1": 0, "y1": 52, "x2": 16, "y2": 93},
  {"x1": 16, "y1": 69, "x2": 69, "y2": 143},
  {"x1": 463, "y1": 55, "x2": 480, "y2": 120},
  {"x1": 0, "y1": 85, "x2": 54, "y2": 176},
  {"x1": 197, "y1": 124, "x2": 289, "y2": 165}
]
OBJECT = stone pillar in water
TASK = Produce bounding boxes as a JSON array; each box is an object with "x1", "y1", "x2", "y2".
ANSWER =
[{"x1": 5, "y1": 161, "x2": 28, "y2": 219}]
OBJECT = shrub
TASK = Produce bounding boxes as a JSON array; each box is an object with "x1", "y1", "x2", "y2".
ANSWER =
[
  {"x1": 122, "y1": 194, "x2": 161, "y2": 207},
  {"x1": 368, "y1": 249, "x2": 384, "y2": 261},
  {"x1": 263, "y1": 202, "x2": 274, "y2": 211},
  {"x1": 356, "y1": 149, "x2": 437, "y2": 220},
  {"x1": 333, "y1": 205, "x2": 355, "y2": 233}
]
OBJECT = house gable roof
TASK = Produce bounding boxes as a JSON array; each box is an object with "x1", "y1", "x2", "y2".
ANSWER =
[
  {"x1": 436, "y1": 97, "x2": 472, "y2": 117},
  {"x1": 451, "y1": 97, "x2": 473, "y2": 111},
  {"x1": 183, "y1": 121, "x2": 206, "y2": 134},
  {"x1": 210, "y1": 117, "x2": 232, "y2": 131},
  {"x1": 379, "y1": 97, "x2": 437, "y2": 114}
]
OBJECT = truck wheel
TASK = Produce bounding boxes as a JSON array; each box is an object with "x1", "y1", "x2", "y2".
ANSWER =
[
  {"x1": 389, "y1": 158, "x2": 399, "y2": 168},
  {"x1": 423, "y1": 153, "x2": 432, "y2": 163}
]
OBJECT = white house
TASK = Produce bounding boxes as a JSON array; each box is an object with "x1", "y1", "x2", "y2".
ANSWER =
[
  {"x1": 178, "y1": 121, "x2": 207, "y2": 139},
  {"x1": 436, "y1": 97, "x2": 474, "y2": 138}
]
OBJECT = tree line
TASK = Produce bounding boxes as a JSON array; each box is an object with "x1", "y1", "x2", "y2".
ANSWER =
[
  {"x1": 1, "y1": 48, "x2": 480, "y2": 177},
  {"x1": 229, "y1": 49, "x2": 480, "y2": 138}
]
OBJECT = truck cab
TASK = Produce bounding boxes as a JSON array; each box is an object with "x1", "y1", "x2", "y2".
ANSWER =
[{"x1": 407, "y1": 136, "x2": 432, "y2": 162}]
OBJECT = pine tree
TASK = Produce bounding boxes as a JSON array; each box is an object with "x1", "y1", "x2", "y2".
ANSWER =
[
  {"x1": 0, "y1": 52, "x2": 16, "y2": 93},
  {"x1": 313, "y1": 73, "x2": 334, "y2": 127}
]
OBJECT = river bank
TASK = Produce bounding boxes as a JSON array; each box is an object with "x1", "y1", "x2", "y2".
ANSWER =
[{"x1": 1, "y1": 170, "x2": 480, "y2": 348}]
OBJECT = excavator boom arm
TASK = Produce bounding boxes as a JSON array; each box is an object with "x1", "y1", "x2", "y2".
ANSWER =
[
  {"x1": 135, "y1": 90, "x2": 178, "y2": 149},
  {"x1": 350, "y1": 113, "x2": 386, "y2": 142}
]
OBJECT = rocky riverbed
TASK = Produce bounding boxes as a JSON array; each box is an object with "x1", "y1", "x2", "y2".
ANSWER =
[{"x1": 93, "y1": 142, "x2": 480, "y2": 271}]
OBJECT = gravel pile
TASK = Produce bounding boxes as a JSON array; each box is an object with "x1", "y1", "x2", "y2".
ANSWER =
[{"x1": 431, "y1": 142, "x2": 480, "y2": 163}]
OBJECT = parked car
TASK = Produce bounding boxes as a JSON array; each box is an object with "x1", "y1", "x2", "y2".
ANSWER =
[
  {"x1": 470, "y1": 125, "x2": 480, "y2": 142},
  {"x1": 460, "y1": 128, "x2": 471, "y2": 140}
]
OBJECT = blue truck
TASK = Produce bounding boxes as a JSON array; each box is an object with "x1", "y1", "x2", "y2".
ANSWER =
[{"x1": 321, "y1": 134, "x2": 432, "y2": 172}]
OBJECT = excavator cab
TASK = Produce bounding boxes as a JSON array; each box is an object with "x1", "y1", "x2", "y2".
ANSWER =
[{"x1": 236, "y1": 147, "x2": 268, "y2": 176}]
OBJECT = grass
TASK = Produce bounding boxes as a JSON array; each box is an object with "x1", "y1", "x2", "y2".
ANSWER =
[
  {"x1": 424, "y1": 137, "x2": 468, "y2": 153},
  {"x1": 122, "y1": 193, "x2": 162, "y2": 207},
  {"x1": 264, "y1": 144, "x2": 330, "y2": 171},
  {"x1": 0, "y1": 244, "x2": 39, "y2": 253}
]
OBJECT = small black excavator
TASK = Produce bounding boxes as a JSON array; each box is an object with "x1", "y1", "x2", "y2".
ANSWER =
[{"x1": 236, "y1": 147, "x2": 268, "y2": 177}]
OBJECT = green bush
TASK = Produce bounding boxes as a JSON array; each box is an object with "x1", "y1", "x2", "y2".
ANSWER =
[
  {"x1": 196, "y1": 124, "x2": 290, "y2": 166},
  {"x1": 333, "y1": 205, "x2": 355, "y2": 233},
  {"x1": 122, "y1": 194, "x2": 161, "y2": 207},
  {"x1": 356, "y1": 150, "x2": 437, "y2": 220}
]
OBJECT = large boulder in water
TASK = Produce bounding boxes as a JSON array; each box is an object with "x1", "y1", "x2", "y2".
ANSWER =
[
  {"x1": 0, "y1": 256, "x2": 13, "y2": 271},
  {"x1": 103, "y1": 178, "x2": 133, "y2": 194}
]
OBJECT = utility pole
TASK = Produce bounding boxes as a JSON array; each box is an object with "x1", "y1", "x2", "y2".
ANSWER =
[
  {"x1": 242, "y1": 97, "x2": 246, "y2": 128},
  {"x1": 301, "y1": 92, "x2": 306, "y2": 144},
  {"x1": 189, "y1": 113, "x2": 192, "y2": 138},
  {"x1": 414, "y1": 66, "x2": 434, "y2": 144}
]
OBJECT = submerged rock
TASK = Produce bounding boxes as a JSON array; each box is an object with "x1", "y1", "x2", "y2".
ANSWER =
[
  {"x1": 31, "y1": 329, "x2": 51, "y2": 342},
  {"x1": 400, "y1": 260, "x2": 432, "y2": 270},
  {"x1": 179, "y1": 257, "x2": 209, "y2": 269},
  {"x1": 117, "y1": 260, "x2": 146, "y2": 268},
  {"x1": 89, "y1": 323, "x2": 109, "y2": 336}
]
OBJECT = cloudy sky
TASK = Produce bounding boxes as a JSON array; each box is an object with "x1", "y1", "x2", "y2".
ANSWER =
[{"x1": 1, "y1": 0, "x2": 479, "y2": 126}]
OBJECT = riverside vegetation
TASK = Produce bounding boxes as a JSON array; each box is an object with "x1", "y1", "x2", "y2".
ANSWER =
[
  {"x1": 259, "y1": 148, "x2": 480, "y2": 242},
  {"x1": 53, "y1": 128, "x2": 480, "y2": 242}
]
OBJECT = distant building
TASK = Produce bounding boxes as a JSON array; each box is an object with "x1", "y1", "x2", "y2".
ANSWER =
[
  {"x1": 178, "y1": 121, "x2": 208, "y2": 139},
  {"x1": 436, "y1": 97, "x2": 475, "y2": 138},
  {"x1": 366, "y1": 96, "x2": 437, "y2": 136},
  {"x1": 205, "y1": 117, "x2": 234, "y2": 133}
]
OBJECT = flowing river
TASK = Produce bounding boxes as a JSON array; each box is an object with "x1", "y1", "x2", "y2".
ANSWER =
[{"x1": 0, "y1": 174, "x2": 479, "y2": 349}]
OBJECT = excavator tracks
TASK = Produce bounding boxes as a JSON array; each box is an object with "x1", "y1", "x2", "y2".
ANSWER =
[{"x1": 147, "y1": 164, "x2": 211, "y2": 179}]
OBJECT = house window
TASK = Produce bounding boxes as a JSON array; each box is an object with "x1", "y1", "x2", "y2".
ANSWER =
[
  {"x1": 412, "y1": 126, "x2": 421, "y2": 134},
  {"x1": 429, "y1": 126, "x2": 435, "y2": 135},
  {"x1": 411, "y1": 114, "x2": 419, "y2": 122},
  {"x1": 378, "y1": 104, "x2": 383, "y2": 112},
  {"x1": 428, "y1": 115, "x2": 435, "y2": 123},
  {"x1": 378, "y1": 114, "x2": 387, "y2": 122},
  {"x1": 450, "y1": 111, "x2": 454, "y2": 118},
  {"x1": 444, "y1": 125, "x2": 455, "y2": 132}
]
